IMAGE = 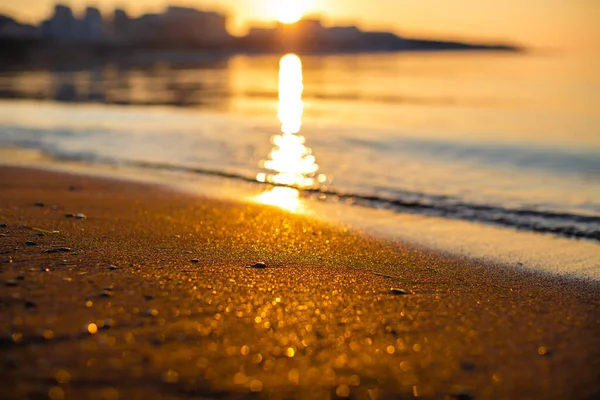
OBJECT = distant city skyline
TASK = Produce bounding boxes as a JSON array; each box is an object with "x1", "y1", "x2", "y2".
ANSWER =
[{"x1": 0, "y1": 0, "x2": 599, "y2": 51}]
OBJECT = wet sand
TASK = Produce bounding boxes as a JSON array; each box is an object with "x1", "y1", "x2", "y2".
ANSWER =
[{"x1": 0, "y1": 166, "x2": 598, "y2": 400}]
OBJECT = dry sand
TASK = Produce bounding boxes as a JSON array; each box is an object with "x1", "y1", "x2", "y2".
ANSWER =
[{"x1": 0, "y1": 166, "x2": 598, "y2": 400}]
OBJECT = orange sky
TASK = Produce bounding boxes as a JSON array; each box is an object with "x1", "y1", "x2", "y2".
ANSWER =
[{"x1": 1, "y1": 0, "x2": 598, "y2": 51}]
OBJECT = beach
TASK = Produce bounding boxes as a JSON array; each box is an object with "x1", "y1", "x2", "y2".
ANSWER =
[{"x1": 1, "y1": 165, "x2": 598, "y2": 399}]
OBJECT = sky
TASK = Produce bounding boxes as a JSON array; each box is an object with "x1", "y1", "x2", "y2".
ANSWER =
[{"x1": 1, "y1": 0, "x2": 599, "y2": 51}]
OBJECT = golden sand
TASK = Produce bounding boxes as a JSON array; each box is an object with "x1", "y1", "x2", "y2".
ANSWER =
[{"x1": 0, "y1": 166, "x2": 598, "y2": 399}]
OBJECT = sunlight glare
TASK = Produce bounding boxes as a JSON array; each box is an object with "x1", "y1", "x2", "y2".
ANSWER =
[
  {"x1": 274, "y1": 0, "x2": 305, "y2": 24},
  {"x1": 257, "y1": 187, "x2": 301, "y2": 212},
  {"x1": 256, "y1": 54, "x2": 323, "y2": 213}
]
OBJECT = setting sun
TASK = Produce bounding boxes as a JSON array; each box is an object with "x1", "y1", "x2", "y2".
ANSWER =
[{"x1": 274, "y1": 0, "x2": 305, "y2": 24}]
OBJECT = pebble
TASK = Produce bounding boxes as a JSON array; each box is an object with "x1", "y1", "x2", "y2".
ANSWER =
[
  {"x1": 24, "y1": 301, "x2": 36, "y2": 309},
  {"x1": 447, "y1": 385, "x2": 474, "y2": 400},
  {"x1": 0, "y1": 223, "x2": 6, "y2": 228},
  {"x1": 64, "y1": 213, "x2": 74, "y2": 218},
  {"x1": 99, "y1": 290, "x2": 112, "y2": 298},
  {"x1": 190, "y1": 259, "x2": 200, "y2": 263},
  {"x1": 3, "y1": 257, "x2": 13, "y2": 263},
  {"x1": 68, "y1": 185, "x2": 77, "y2": 191},
  {"x1": 25, "y1": 241, "x2": 37, "y2": 246},
  {"x1": 108, "y1": 264, "x2": 119, "y2": 270},
  {"x1": 75, "y1": 213, "x2": 87, "y2": 219},
  {"x1": 45, "y1": 247, "x2": 72, "y2": 254},
  {"x1": 5, "y1": 279, "x2": 18, "y2": 287},
  {"x1": 4, "y1": 358, "x2": 17, "y2": 369},
  {"x1": 249, "y1": 262, "x2": 268, "y2": 269},
  {"x1": 390, "y1": 288, "x2": 411, "y2": 295},
  {"x1": 144, "y1": 309, "x2": 159, "y2": 317},
  {"x1": 103, "y1": 318, "x2": 116, "y2": 328},
  {"x1": 460, "y1": 361, "x2": 477, "y2": 371},
  {"x1": 34, "y1": 202, "x2": 44, "y2": 207}
]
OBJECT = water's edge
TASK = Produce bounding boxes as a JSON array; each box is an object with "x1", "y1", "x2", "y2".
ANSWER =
[
  {"x1": 1, "y1": 147, "x2": 599, "y2": 281},
  {"x1": 32, "y1": 153, "x2": 600, "y2": 242}
]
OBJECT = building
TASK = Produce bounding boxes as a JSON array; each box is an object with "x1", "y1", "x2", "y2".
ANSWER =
[
  {"x1": 162, "y1": 6, "x2": 230, "y2": 46},
  {"x1": 44, "y1": 4, "x2": 76, "y2": 40},
  {"x1": 41, "y1": 4, "x2": 105, "y2": 43},
  {"x1": 80, "y1": 7, "x2": 104, "y2": 41},
  {"x1": 107, "y1": 6, "x2": 230, "y2": 46},
  {"x1": 127, "y1": 13, "x2": 163, "y2": 44},
  {"x1": 113, "y1": 9, "x2": 129, "y2": 34}
]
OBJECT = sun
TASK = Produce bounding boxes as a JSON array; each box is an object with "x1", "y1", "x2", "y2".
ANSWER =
[{"x1": 274, "y1": 0, "x2": 305, "y2": 24}]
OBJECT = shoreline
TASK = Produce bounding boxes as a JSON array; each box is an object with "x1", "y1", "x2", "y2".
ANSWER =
[
  {"x1": 1, "y1": 165, "x2": 599, "y2": 399},
  {"x1": 2, "y1": 147, "x2": 599, "y2": 281}
]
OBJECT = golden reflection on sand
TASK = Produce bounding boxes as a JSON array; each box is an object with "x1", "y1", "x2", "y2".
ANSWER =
[
  {"x1": 257, "y1": 54, "x2": 323, "y2": 212},
  {"x1": 256, "y1": 186, "x2": 301, "y2": 212}
]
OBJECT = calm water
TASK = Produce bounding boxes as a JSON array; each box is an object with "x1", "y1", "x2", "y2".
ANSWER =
[{"x1": 0, "y1": 51, "x2": 599, "y2": 240}]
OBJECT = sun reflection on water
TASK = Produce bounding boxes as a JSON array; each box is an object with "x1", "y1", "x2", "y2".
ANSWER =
[{"x1": 257, "y1": 54, "x2": 323, "y2": 212}]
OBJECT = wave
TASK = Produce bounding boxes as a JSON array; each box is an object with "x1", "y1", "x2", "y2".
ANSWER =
[
  {"x1": 1, "y1": 130, "x2": 598, "y2": 242},
  {"x1": 66, "y1": 155, "x2": 600, "y2": 242}
]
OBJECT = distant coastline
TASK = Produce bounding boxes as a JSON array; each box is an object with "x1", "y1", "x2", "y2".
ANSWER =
[
  {"x1": 0, "y1": 4, "x2": 521, "y2": 69},
  {"x1": 0, "y1": 37, "x2": 521, "y2": 69}
]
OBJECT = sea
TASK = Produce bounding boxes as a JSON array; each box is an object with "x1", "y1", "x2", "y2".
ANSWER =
[{"x1": 1, "y1": 50, "x2": 599, "y2": 279}]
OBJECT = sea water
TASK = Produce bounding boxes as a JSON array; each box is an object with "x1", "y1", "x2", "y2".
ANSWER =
[{"x1": 0, "y1": 51, "x2": 598, "y2": 277}]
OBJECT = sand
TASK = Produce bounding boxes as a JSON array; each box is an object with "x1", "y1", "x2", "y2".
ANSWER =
[{"x1": 0, "y1": 166, "x2": 598, "y2": 400}]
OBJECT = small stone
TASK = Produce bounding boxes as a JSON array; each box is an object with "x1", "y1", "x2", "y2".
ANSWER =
[
  {"x1": 75, "y1": 213, "x2": 86, "y2": 219},
  {"x1": 25, "y1": 241, "x2": 37, "y2": 246},
  {"x1": 45, "y1": 247, "x2": 72, "y2": 253},
  {"x1": 34, "y1": 202, "x2": 44, "y2": 207},
  {"x1": 447, "y1": 385, "x2": 474, "y2": 400},
  {"x1": 4, "y1": 357, "x2": 18, "y2": 369},
  {"x1": 249, "y1": 262, "x2": 268, "y2": 269},
  {"x1": 144, "y1": 295, "x2": 154, "y2": 301},
  {"x1": 108, "y1": 264, "x2": 119, "y2": 270},
  {"x1": 103, "y1": 318, "x2": 116, "y2": 328},
  {"x1": 16, "y1": 275, "x2": 25, "y2": 281},
  {"x1": 190, "y1": 259, "x2": 200, "y2": 263},
  {"x1": 144, "y1": 309, "x2": 159, "y2": 317},
  {"x1": 24, "y1": 301, "x2": 36, "y2": 309},
  {"x1": 390, "y1": 288, "x2": 411, "y2": 295},
  {"x1": 538, "y1": 346, "x2": 552, "y2": 356},
  {"x1": 460, "y1": 361, "x2": 476, "y2": 371},
  {"x1": 0, "y1": 223, "x2": 7, "y2": 228},
  {"x1": 99, "y1": 290, "x2": 112, "y2": 298},
  {"x1": 6, "y1": 279, "x2": 18, "y2": 287},
  {"x1": 68, "y1": 185, "x2": 77, "y2": 191},
  {"x1": 3, "y1": 257, "x2": 13, "y2": 263},
  {"x1": 51, "y1": 205, "x2": 59, "y2": 210},
  {"x1": 64, "y1": 213, "x2": 74, "y2": 218}
]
